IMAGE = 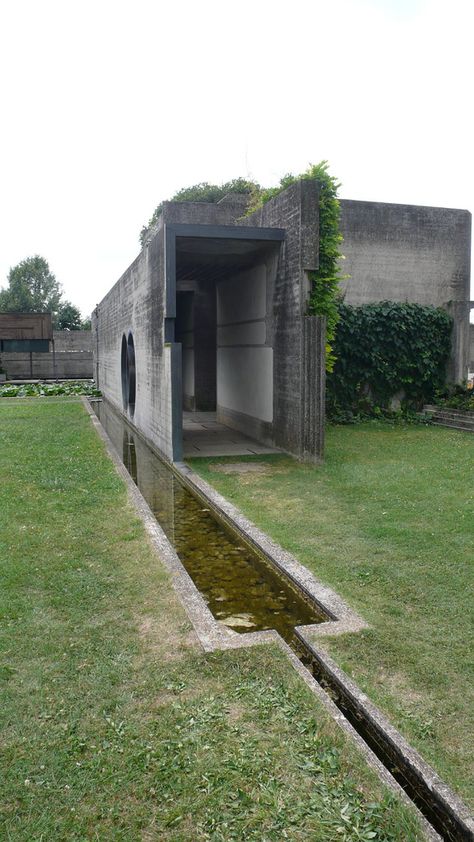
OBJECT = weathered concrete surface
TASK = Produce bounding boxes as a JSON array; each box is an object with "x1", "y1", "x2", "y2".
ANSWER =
[
  {"x1": 92, "y1": 227, "x2": 177, "y2": 458},
  {"x1": 0, "y1": 312, "x2": 52, "y2": 340},
  {"x1": 339, "y1": 200, "x2": 472, "y2": 381},
  {"x1": 469, "y1": 323, "x2": 474, "y2": 372},
  {"x1": 299, "y1": 633, "x2": 474, "y2": 841},
  {"x1": 183, "y1": 411, "x2": 279, "y2": 456},
  {"x1": 302, "y1": 316, "x2": 326, "y2": 462},
  {"x1": 0, "y1": 329, "x2": 93, "y2": 379},
  {"x1": 1, "y1": 349, "x2": 92, "y2": 379},
  {"x1": 52, "y1": 330, "x2": 93, "y2": 351},
  {"x1": 93, "y1": 185, "x2": 471, "y2": 464},
  {"x1": 242, "y1": 180, "x2": 324, "y2": 457},
  {"x1": 93, "y1": 180, "x2": 326, "y2": 462}
]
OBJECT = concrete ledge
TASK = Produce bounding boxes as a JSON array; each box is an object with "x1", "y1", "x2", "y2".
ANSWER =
[
  {"x1": 279, "y1": 639, "x2": 442, "y2": 842},
  {"x1": 298, "y1": 633, "x2": 474, "y2": 841},
  {"x1": 174, "y1": 460, "x2": 368, "y2": 638},
  {"x1": 82, "y1": 397, "x2": 276, "y2": 653},
  {"x1": 217, "y1": 404, "x2": 275, "y2": 447},
  {"x1": 423, "y1": 405, "x2": 474, "y2": 433}
]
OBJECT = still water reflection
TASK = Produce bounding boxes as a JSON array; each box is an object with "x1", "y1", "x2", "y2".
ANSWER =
[{"x1": 92, "y1": 400, "x2": 326, "y2": 642}]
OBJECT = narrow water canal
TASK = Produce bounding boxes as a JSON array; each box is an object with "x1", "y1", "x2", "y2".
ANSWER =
[
  {"x1": 90, "y1": 400, "x2": 472, "y2": 840},
  {"x1": 91, "y1": 399, "x2": 470, "y2": 841},
  {"x1": 92, "y1": 400, "x2": 326, "y2": 642}
]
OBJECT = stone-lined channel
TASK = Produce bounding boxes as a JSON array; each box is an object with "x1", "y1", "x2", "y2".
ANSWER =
[
  {"x1": 91, "y1": 399, "x2": 471, "y2": 842},
  {"x1": 92, "y1": 400, "x2": 327, "y2": 642}
]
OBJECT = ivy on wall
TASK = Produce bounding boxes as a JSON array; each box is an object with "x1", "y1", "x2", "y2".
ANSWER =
[
  {"x1": 247, "y1": 162, "x2": 344, "y2": 371},
  {"x1": 326, "y1": 301, "x2": 453, "y2": 419},
  {"x1": 140, "y1": 163, "x2": 344, "y2": 372}
]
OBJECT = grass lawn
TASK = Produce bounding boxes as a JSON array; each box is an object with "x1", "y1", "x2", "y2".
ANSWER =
[
  {"x1": 0, "y1": 401, "x2": 423, "y2": 841},
  {"x1": 189, "y1": 422, "x2": 474, "y2": 810}
]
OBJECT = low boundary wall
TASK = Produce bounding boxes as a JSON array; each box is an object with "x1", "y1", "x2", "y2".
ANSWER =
[
  {"x1": 1, "y1": 350, "x2": 93, "y2": 380},
  {"x1": 0, "y1": 330, "x2": 93, "y2": 380}
]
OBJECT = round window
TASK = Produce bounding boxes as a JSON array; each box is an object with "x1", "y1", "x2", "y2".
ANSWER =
[
  {"x1": 127, "y1": 332, "x2": 136, "y2": 415},
  {"x1": 120, "y1": 331, "x2": 136, "y2": 415},
  {"x1": 121, "y1": 334, "x2": 128, "y2": 410}
]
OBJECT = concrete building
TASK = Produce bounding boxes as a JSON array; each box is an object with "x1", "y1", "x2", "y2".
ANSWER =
[
  {"x1": 92, "y1": 181, "x2": 326, "y2": 464},
  {"x1": 93, "y1": 183, "x2": 471, "y2": 464},
  {"x1": 339, "y1": 200, "x2": 472, "y2": 382},
  {"x1": 0, "y1": 313, "x2": 93, "y2": 380}
]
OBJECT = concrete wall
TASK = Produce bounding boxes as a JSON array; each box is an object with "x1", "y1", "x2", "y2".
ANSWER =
[
  {"x1": 191, "y1": 279, "x2": 217, "y2": 412},
  {"x1": 242, "y1": 181, "x2": 325, "y2": 458},
  {"x1": 53, "y1": 330, "x2": 93, "y2": 352},
  {"x1": 92, "y1": 227, "x2": 178, "y2": 460},
  {"x1": 93, "y1": 200, "x2": 257, "y2": 462},
  {"x1": 339, "y1": 200, "x2": 472, "y2": 381},
  {"x1": 216, "y1": 263, "x2": 274, "y2": 439},
  {"x1": 0, "y1": 330, "x2": 93, "y2": 380},
  {"x1": 175, "y1": 293, "x2": 194, "y2": 409},
  {"x1": 96, "y1": 399, "x2": 179, "y2": 543},
  {"x1": 470, "y1": 323, "x2": 474, "y2": 373},
  {"x1": 176, "y1": 279, "x2": 218, "y2": 413},
  {"x1": 1, "y1": 350, "x2": 93, "y2": 379},
  {"x1": 94, "y1": 180, "x2": 327, "y2": 463}
]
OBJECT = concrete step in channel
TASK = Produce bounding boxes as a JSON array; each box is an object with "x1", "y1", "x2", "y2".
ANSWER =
[{"x1": 423, "y1": 405, "x2": 474, "y2": 433}]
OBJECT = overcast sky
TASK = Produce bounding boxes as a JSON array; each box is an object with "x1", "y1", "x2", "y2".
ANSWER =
[{"x1": 0, "y1": 0, "x2": 472, "y2": 318}]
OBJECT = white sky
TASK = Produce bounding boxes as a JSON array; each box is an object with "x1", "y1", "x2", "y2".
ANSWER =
[{"x1": 0, "y1": 0, "x2": 472, "y2": 319}]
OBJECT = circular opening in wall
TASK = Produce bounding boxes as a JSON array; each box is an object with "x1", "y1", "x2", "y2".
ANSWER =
[
  {"x1": 121, "y1": 334, "x2": 128, "y2": 410},
  {"x1": 127, "y1": 332, "x2": 136, "y2": 415},
  {"x1": 120, "y1": 332, "x2": 136, "y2": 415}
]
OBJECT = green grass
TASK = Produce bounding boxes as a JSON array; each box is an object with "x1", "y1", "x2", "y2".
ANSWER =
[
  {"x1": 0, "y1": 402, "x2": 422, "y2": 841},
  {"x1": 189, "y1": 422, "x2": 474, "y2": 809}
]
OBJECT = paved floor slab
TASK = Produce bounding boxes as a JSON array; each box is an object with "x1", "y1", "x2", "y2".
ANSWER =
[{"x1": 182, "y1": 411, "x2": 280, "y2": 458}]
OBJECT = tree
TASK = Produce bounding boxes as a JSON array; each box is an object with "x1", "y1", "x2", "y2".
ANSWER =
[
  {"x1": 56, "y1": 301, "x2": 83, "y2": 330},
  {"x1": 0, "y1": 255, "x2": 85, "y2": 329},
  {"x1": 0, "y1": 255, "x2": 62, "y2": 317}
]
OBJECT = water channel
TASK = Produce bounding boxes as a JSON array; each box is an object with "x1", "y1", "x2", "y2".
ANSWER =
[
  {"x1": 92, "y1": 399, "x2": 327, "y2": 643},
  {"x1": 90, "y1": 399, "x2": 468, "y2": 841}
]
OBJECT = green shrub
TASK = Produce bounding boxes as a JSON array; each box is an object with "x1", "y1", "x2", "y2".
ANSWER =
[
  {"x1": 0, "y1": 381, "x2": 101, "y2": 398},
  {"x1": 327, "y1": 301, "x2": 452, "y2": 420},
  {"x1": 435, "y1": 382, "x2": 474, "y2": 411}
]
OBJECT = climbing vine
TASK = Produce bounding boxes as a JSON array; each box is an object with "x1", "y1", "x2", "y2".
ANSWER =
[
  {"x1": 247, "y1": 162, "x2": 344, "y2": 371},
  {"x1": 326, "y1": 301, "x2": 453, "y2": 420},
  {"x1": 140, "y1": 163, "x2": 344, "y2": 371}
]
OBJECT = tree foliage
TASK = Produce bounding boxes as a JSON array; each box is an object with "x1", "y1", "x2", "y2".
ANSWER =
[
  {"x1": 0, "y1": 255, "x2": 86, "y2": 329},
  {"x1": 0, "y1": 256, "x2": 62, "y2": 316},
  {"x1": 56, "y1": 301, "x2": 83, "y2": 330},
  {"x1": 326, "y1": 301, "x2": 453, "y2": 419}
]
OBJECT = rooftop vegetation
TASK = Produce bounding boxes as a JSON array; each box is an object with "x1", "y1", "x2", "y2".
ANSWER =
[{"x1": 141, "y1": 162, "x2": 344, "y2": 370}]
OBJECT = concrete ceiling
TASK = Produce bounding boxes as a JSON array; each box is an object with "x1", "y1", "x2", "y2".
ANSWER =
[{"x1": 175, "y1": 236, "x2": 280, "y2": 284}]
